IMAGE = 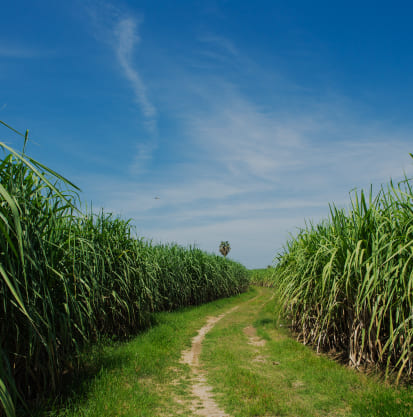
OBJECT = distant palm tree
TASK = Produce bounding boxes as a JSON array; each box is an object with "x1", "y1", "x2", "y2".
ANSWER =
[{"x1": 219, "y1": 241, "x2": 231, "y2": 257}]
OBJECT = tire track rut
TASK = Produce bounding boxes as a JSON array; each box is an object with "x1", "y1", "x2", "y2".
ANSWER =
[{"x1": 180, "y1": 306, "x2": 239, "y2": 416}]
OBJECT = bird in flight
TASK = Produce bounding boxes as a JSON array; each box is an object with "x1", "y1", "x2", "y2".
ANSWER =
[{"x1": 154, "y1": 196, "x2": 160, "y2": 200}]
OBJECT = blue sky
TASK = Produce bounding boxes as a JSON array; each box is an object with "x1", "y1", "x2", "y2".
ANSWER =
[{"x1": 1, "y1": 1, "x2": 412, "y2": 268}]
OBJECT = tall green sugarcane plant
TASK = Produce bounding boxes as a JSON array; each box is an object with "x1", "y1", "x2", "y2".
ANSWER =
[
  {"x1": 273, "y1": 155, "x2": 413, "y2": 383},
  {"x1": 0, "y1": 121, "x2": 249, "y2": 416},
  {"x1": 0, "y1": 121, "x2": 81, "y2": 417}
]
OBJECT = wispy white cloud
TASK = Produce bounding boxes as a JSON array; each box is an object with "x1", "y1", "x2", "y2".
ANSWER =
[
  {"x1": 85, "y1": 1, "x2": 156, "y2": 131},
  {"x1": 186, "y1": 93, "x2": 307, "y2": 182},
  {"x1": 181, "y1": 79, "x2": 413, "y2": 190},
  {"x1": 114, "y1": 18, "x2": 157, "y2": 125}
]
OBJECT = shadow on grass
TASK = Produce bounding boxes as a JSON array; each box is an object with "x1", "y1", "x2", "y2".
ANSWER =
[
  {"x1": 254, "y1": 317, "x2": 274, "y2": 326},
  {"x1": 28, "y1": 317, "x2": 158, "y2": 417}
]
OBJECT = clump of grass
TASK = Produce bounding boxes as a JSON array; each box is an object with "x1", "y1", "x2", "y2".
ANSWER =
[
  {"x1": 273, "y1": 160, "x2": 413, "y2": 383},
  {"x1": 0, "y1": 121, "x2": 249, "y2": 416}
]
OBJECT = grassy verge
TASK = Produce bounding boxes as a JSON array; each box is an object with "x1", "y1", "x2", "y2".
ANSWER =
[
  {"x1": 202, "y1": 287, "x2": 413, "y2": 417},
  {"x1": 33, "y1": 289, "x2": 256, "y2": 417}
]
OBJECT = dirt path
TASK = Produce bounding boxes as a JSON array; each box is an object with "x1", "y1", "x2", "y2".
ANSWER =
[{"x1": 180, "y1": 306, "x2": 239, "y2": 416}]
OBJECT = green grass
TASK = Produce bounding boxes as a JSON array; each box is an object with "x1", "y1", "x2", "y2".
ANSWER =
[
  {"x1": 29, "y1": 287, "x2": 413, "y2": 416},
  {"x1": 202, "y1": 287, "x2": 413, "y2": 417}
]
